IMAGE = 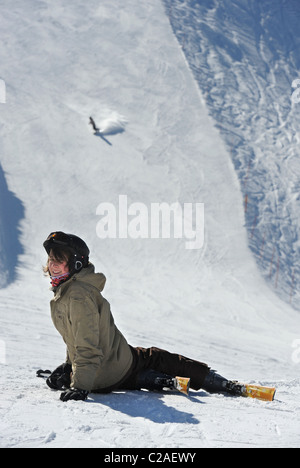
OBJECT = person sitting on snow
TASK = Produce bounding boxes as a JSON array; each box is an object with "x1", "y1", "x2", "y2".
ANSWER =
[{"x1": 42, "y1": 231, "x2": 252, "y2": 402}]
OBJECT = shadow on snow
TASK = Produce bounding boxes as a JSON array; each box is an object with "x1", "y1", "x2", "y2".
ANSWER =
[{"x1": 0, "y1": 162, "x2": 24, "y2": 287}]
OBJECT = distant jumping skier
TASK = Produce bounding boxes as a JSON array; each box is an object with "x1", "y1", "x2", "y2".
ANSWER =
[
  {"x1": 89, "y1": 116, "x2": 99, "y2": 133},
  {"x1": 41, "y1": 232, "x2": 275, "y2": 402}
]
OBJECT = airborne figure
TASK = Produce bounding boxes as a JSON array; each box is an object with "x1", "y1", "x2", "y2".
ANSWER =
[{"x1": 89, "y1": 116, "x2": 99, "y2": 133}]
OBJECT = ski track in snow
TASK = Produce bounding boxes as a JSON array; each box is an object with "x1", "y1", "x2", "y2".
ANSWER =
[{"x1": 0, "y1": 0, "x2": 300, "y2": 448}]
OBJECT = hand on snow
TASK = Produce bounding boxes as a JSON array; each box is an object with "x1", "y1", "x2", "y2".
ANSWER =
[
  {"x1": 60, "y1": 388, "x2": 89, "y2": 402},
  {"x1": 46, "y1": 362, "x2": 72, "y2": 390}
]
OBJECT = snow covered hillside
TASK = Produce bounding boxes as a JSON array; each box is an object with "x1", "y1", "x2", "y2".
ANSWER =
[
  {"x1": 163, "y1": 0, "x2": 300, "y2": 309},
  {"x1": 0, "y1": 0, "x2": 299, "y2": 448}
]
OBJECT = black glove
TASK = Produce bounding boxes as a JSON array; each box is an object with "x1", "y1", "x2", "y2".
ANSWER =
[
  {"x1": 60, "y1": 388, "x2": 89, "y2": 402},
  {"x1": 46, "y1": 362, "x2": 72, "y2": 390}
]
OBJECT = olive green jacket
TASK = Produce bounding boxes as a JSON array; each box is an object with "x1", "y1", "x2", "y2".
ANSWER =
[{"x1": 50, "y1": 264, "x2": 133, "y2": 392}]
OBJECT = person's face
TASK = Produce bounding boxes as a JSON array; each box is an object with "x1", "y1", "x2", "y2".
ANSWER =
[{"x1": 48, "y1": 255, "x2": 69, "y2": 277}]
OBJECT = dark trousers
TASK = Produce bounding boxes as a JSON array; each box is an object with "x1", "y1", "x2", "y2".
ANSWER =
[{"x1": 119, "y1": 346, "x2": 210, "y2": 391}]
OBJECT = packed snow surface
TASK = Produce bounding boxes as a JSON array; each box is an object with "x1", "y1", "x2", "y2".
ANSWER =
[{"x1": 0, "y1": 0, "x2": 299, "y2": 448}]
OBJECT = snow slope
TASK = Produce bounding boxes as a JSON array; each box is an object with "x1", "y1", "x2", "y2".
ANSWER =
[
  {"x1": 163, "y1": 0, "x2": 300, "y2": 309},
  {"x1": 0, "y1": 0, "x2": 299, "y2": 448}
]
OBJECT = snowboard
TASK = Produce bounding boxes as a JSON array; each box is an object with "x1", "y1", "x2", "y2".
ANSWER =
[
  {"x1": 171, "y1": 378, "x2": 276, "y2": 401},
  {"x1": 173, "y1": 379, "x2": 276, "y2": 401},
  {"x1": 241, "y1": 383, "x2": 276, "y2": 401},
  {"x1": 173, "y1": 376, "x2": 191, "y2": 395}
]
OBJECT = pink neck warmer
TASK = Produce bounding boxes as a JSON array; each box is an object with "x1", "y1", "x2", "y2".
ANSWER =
[{"x1": 50, "y1": 272, "x2": 70, "y2": 288}]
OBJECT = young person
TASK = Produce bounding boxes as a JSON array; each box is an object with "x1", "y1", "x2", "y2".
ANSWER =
[{"x1": 43, "y1": 231, "x2": 242, "y2": 402}]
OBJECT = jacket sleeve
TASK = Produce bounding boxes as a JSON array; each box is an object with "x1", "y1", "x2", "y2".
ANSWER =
[
  {"x1": 66, "y1": 350, "x2": 72, "y2": 365},
  {"x1": 69, "y1": 291, "x2": 102, "y2": 391}
]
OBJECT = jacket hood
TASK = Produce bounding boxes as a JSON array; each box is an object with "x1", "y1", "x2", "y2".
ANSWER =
[{"x1": 73, "y1": 263, "x2": 106, "y2": 292}]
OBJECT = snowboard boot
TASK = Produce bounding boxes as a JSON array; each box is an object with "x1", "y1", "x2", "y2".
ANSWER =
[
  {"x1": 202, "y1": 370, "x2": 242, "y2": 396},
  {"x1": 136, "y1": 369, "x2": 175, "y2": 392},
  {"x1": 135, "y1": 369, "x2": 190, "y2": 395}
]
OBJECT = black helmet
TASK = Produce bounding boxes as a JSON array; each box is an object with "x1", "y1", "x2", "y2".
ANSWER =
[{"x1": 43, "y1": 231, "x2": 90, "y2": 272}]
